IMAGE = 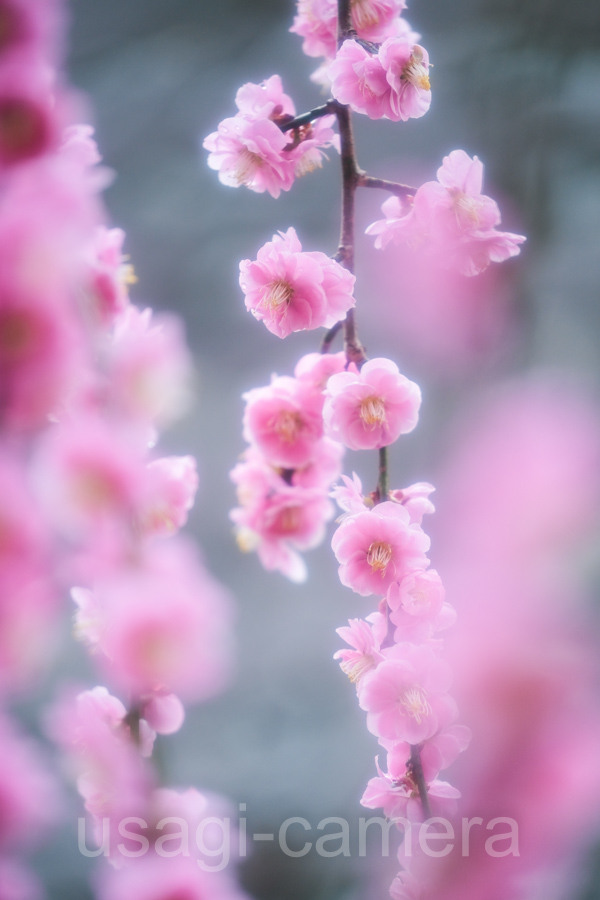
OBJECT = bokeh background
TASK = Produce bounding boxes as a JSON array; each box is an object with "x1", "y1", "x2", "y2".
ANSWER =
[{"x1": 27, "y1": 0, "x2": 600, "y2": 897}]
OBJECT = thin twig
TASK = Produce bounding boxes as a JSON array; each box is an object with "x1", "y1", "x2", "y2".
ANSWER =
[
  {"x1": 279, "y1": 101, "x2": 338, "y2": 133},
  {"x1": 377, "y1": 446, "x2": 389, "y2": 502},
  {"x1": 358, "y1": 174, "x2": 416, "y2": 198},
  {"x1": 409, "y1": 744, "x2": 432, "y2": 819},
  {"x1": 320, "y1": 320, "x2": 342, "y2": 353}
]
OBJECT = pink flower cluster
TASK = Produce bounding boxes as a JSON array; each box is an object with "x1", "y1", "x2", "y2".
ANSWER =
[
  {"x1": 203, "y1": 74, "x2": 338, "y2": 198},
  {"x1": 239, "y1": 226, "x2": 355, "y2": 338},
  {"x1": 0, "y1": 5, "x2": 245, "y2": 899},
  {"x1": 367, "y1": 149, "x2": 526, "y2": 276},
  {"x1": 329, "y1": 35, "x2": 431, "y2": 122},
  {"x1": 290, "y1": 0, "x2": 407, "y2": 60},
  {"x1": 332, "y1": 473, "x2": 469, "y2": 889},
  {"x1": 231, "y1": 352, "x2": 348, "y2": 581}
]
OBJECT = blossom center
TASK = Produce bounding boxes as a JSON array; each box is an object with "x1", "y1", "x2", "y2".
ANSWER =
[
  {"x1": 399, "y1": 685, "x2": 431, "y2": 723},
  {"x1": 367, "y1": 540, "x2": 393, "y2": 574},
  {"x1": 449, "y1": 188, "x2": 483, "y2": 228},
  {"x1": 351, "y1": 0, "x2": 382, "y2": 30},
  {"x1": 273, "y1": 409, "x2": 304, "y2": 443},
  {"x1": 360, "y1": 395, "x2": 387, "y2": 427},
  {"x1": 262, "y1": 279, "x2": 294, "y2": 312},
  {"x1": 233, "y1": 147, "x2": 264, "y2": 186},
  {"x1": 276, "y1": 505, "x2": 302, "y2": 533},
  {"x1": 401, "y1": 46, "x2": 430, "y2": 91},
  {"x1": 340, "y1": 653, "x2": 375, "y2": 683},
  {"x1": 0, "y1": 309, "x2": 38, "y2": 364}
]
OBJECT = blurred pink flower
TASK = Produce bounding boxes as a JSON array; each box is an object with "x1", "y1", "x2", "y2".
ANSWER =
[{"x1": 290, "y1": 0, "x2": 406, "y2": 60}]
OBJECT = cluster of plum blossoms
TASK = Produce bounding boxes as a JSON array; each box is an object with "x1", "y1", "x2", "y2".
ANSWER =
[
  {"x1": 0, "y1": 2, "x2": 249, "y2": 899},
  {"x1": 204, "y1": 0, "x2": 525, "y2": 896}
]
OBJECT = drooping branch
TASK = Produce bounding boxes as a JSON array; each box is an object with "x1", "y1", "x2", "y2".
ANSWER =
[{"x1": 358, "y1": 174, "x2": 416, "y2": 198}]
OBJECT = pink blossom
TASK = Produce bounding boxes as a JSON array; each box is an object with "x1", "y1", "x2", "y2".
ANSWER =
[
  {"x1": 294, "y1": 350, "x2": 347, "y2": 391},
  {"x1": 95, "y1": 855, "x2": 250, "y2": 900},
  {"x1": 138, "y1": 456, "x2": 198, "y2": 538},
  {"x1": 286, "y1": 115, "x2": 339, "y2": 179},
  {"x1": 330, "y1": 471, "x2": 373, "y2": 516},
  {"x1": 334, "y1": 613, "x2": 386, "y2": 683},
  {"x1": 358, "y1": 643, "x2": 455, "y2": 742},
  {"x1": 386, "y1": 726, "x2": 471, "y2": 783},
  {"x1": 290, "y1": 437, "x2": 344, "y2": 489},
  {"x1": 367, "y1": 150, "x2": 526, "y2": 275},
  {"x1": 74, "y1": 539, "x2": 232, "y2": 702},
  {"x1": 331, "y1": 501, "x2": 430, "y2": 596},
  {"x1": 379, "y1": 37, "x2": 431, "y2": 121},
  {"x1": 83, "y1": 226, "x2": 132, "y2": 327},
  {"x1": 234, "y1": 74, "x2": 295, "y2": 120},
  {"x1": 389, "y1": 482, "x2": 435, "y2": 524},
  {"x1": 361, "y1": 759, "x2": 460, "y2": 822},
  {"x1": 387, "y1": 570, "x2": 455, "y2": 642},
  {"x1": 290, "y1": 0, "x2": 406, "y2": 60},
  {"x1": 239, "y1": 227, "x2": 355, "y2": 338},
  {"x1": 48, "y1": 686, "x2": 154, "y2": 845},
  {"x1": 105, "y1": 306, "x2": 192, "y2": 428},
  {"x1": 0, "y1": 62, "x2": 58, "y2": 166},
  {"x1": 324, "y1": 358, "x2": 421, "y2": 450},
  {"x1": 231, "y1": 457, "x2": 333, "y2": 582},
  {"x1": 243, "y1": 375, "x2": 324, "y2": 468},
  {"x1": 204, "y1": 115, "x2": 296, "y2": 198},
  {"x1": 140, "y1": 692, "x2": 185, "y2": 736},
  {"x1": 0, "y1": 0, "x2": 63, "y2": 64},
  {"x1": 0, "y1": 712, "x2": 59, "y2": 849},
  {"x1": 329, "y1": 41, "x2": 393, "y2": 120}
]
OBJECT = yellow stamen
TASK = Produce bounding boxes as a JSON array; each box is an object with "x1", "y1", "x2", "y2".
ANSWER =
[
  {"x1": 341, "y1": 654, "x2": 376, "y2": 683},
  {"x1": 276, "y1": 505, "x2": 302, "y2": 533},
  {"x1": 233, "y1": 148, "x2": 263, "y2": 186},
  {"x1": 402, "y1": 46, "x2": 431, "y2": 91},
  {"x1": 367, "y1": 540, "x2": 393, "y2": 574},
  {"x1": 399, "y1": 685, "x2": 431, "y2": 723},
  {"x1": 262, "y1": 280, "x2": 294, "y2": 312},
  {"x1": 273, "y1": 409, "x2": 304, "y2": 443},
  {"x1": 360, "y1": 395, "x2": 387, "y2": 427},
  {"x1": 449, "y1": 188, "x2": 484, "y2": 229}
]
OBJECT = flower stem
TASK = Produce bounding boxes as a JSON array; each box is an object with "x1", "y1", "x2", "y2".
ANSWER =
[
  {"x1": 409, "y1": 744, "x2": 432, "y2": 819},
  {"x1": 320, "y1": 320, "x2": 342, "y2": 353},
  {"x1": 377, "y1": 446, "x2": 389, "y2": 502},
  {"x1": 358, "y1": 174, "x2": 416, "y2": 198},
  {"x1": 279, "y1": 101, "x2": 338, "y2": 133}
]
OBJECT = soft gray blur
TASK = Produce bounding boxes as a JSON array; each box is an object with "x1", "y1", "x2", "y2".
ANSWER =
[{"x1": 33, "y1": 0, "x2": 600, "y2": 897}]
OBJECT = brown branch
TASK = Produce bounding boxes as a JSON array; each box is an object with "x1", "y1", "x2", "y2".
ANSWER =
[
  {"x1": 358, "y1": 174, "x2": 416, "y2": 198},
  {"x1": 409, "y1": 744, "x2": 432, "y2": 819},
  {"x1": 320, "y1": 320, "x2": 342, "y2": 353},
  {"x1": 376, "y1": 446, "x2": 389, "y2": 502},
  {"x1": 278, "y1": 101, "x2": 338, "y2": 133}
]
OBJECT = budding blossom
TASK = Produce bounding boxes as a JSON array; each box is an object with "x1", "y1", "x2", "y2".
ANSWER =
[
  {"x1": 329, "y1": 36, "x2": 431, "y2": 122},
  {"x1": 239, "y1": 227, "x2": 355, "y2": 338},
  {"x1": 203, "y1": 74, "x2": 337, "y2": 198},
  {"x1": 367, "y1": 150, "x2": 526, "y2": 276}
]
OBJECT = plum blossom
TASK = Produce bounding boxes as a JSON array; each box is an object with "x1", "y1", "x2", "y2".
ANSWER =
[
  {"x1": 334, "y1": 612, "x2": 387, "y2": 683},
  {"x1": 231, "y1": 456, "x2": 333, "y2": 582},
  {"x1": 243, "y1": 375, "x2": 324, "y2": 468},
  {"x1": 387, "y1": 570, "x2": 456, "y2": 642},
  {"x1": 329, "y1": 36, "x2": 431, "y2": 122},
  {"x1": 239, "y1": 227, "x2": 355, "y2": 338},
  {"x1": 331, "y1": 472, "x2": 373, "y2": 516},
  {"x1": 361, "y1": 757, "x2": 460, "y2": 822},
  {"x1": 358, "y1": 643, "x2": 456, "y2": 742},
  {"x1": 324, "y1": 357, "x2": 421, "y2": 450},
  {"x1": 389, "y1": 482, "x2": 435, "y2": 524},
  {"x1": 331, "y1": 501, "x2": 430, "y2": 596},
  {"x1": 95, "y1": 854, "x2": 250, "y2": 900},
  {"x1": 138, "y1": 456, "x2": 198, "y2": 538},
  {"x1": 83, "y1": 226, "x2": 133, "y2": 327},
  {"x1": 367, "y1": 150, "x2": 526, "y2": 276},
  {"x1": 294, "y1": 350, "x2": 347, "y2": 391},
  {"x1": 290, "y1": 0, "x2": 406, "y2": 60}
]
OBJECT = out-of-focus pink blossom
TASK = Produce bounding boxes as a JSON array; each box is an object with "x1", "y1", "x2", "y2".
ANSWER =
[
  {"x1": 331, "y1": 501, "x2": 430, "y2": 596},
  {"x1": 83, "y1": 227, "x2": 133, "y2": 327},
  {"x1": 140, "y1": 692, "x2": 185, "y2": 736},
  {"x1": 290, "y1": 437, "x2": 344, "y2": 489},
  {"x1": 73, "y1": 540, "x2": 232, "y2": 703},
  {"x1": 358, "y1": 643, "x2": 455, "y2": 742},
  {"x1": 0, "y1": 62, "x2": 58, "y2": 166},
  {"x1": 0, "y1": 712, "x2": 59, "y2": 849},
  {"x1": 334, "y1": 613, "x2": 386, "y2": 683},
  {"x1": 0, "y1": 860, "x2": 43, "y2": 900},
  {"x1": 367, "y1": 151, "x2": 526, "y2": 276},
  {"x1": 389, "y1": 483, "x2": 435, "y2": 525},
  {"x1": 105, "y1": 306, "x2": 192, "y2": 428},
  {"x1": 294, "y1": 350, "x2": 347, "y2": 391},
  {"x1": 138, "y1": 456, "x2": 198, "y2": 538},
  {"x1": 48, "y1": 686, "x2": 154, "y2": 846},
  {"x1": 231, "y1": 457, "x2": 333, "y2": 583},
  {"x1": 234, "y1": 74, "x2": 295, "y2": 120},
  {"x1": 239, "y1": 227, "x2": 355, "y2": 338},
  {"x1": 290, "y1": 0, "x2": 406, "y2": 60},
  {"x1": 324, "y1": 358, "x2": 421, "y2": 450},
  {"x1": 243, "y1": 375, "x2": 324, "y2": 468},
  {"x1": 95, "y1": 854, "x2": 250, "y2": 900},
  {"x1": 385, "y1": 725, "x2": 471, "y2": 784},
  {"x1": 204, "y1": 115, "x2": 296, "y2": 198},
  {"x1": 361, "y1": 759, "x2": 460, "y2": 822}
]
